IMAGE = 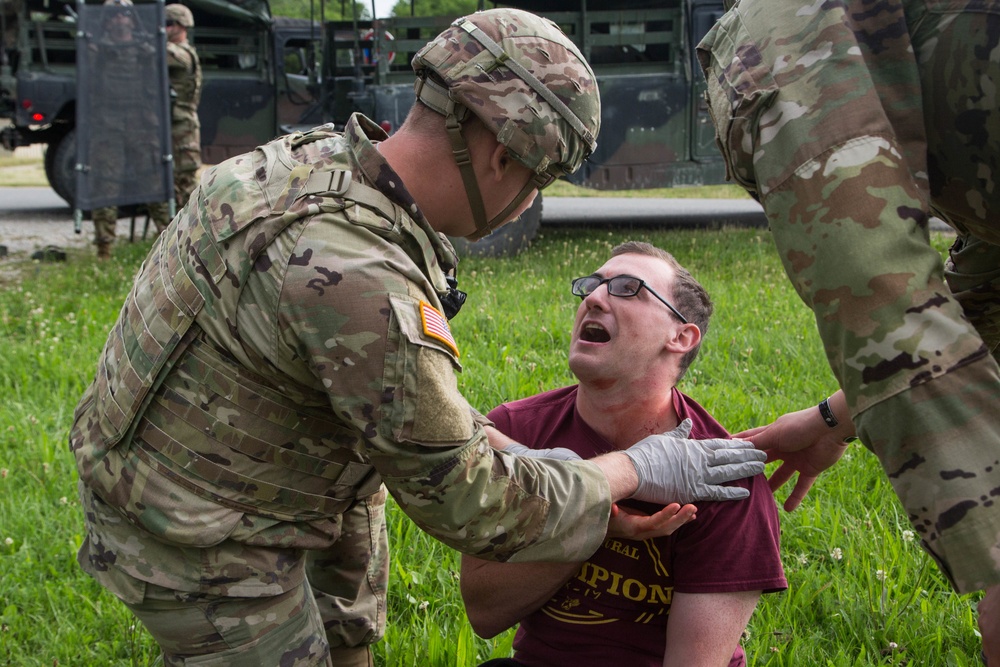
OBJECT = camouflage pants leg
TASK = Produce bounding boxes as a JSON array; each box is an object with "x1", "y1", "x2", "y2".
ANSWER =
[
  {"x1": 92, "y1": 206, "x2": 119, "y2": 245},
  {"x1": 147, "y1": 201, "x2": 172, "y2": 234},
  {"x1": 124, "y1": 579, "x2": 351, "y2": 666},
  {"x1": 306, "y1": 489, "x2": 389, "y2": 651},
  {"x1": 853, "y1": 358, "x2": 1000, "y2": 593},
  {"x1": 945, "y1": 233, "x2": 1000, "y2": 361},
  {"x1": 174, "y1": 167, "x2": 199, "y2": 210}
]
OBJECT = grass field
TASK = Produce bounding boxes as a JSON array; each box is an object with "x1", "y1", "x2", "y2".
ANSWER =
[{"x1": 0, "y1": 215, "x2": 984, "y2": 664}]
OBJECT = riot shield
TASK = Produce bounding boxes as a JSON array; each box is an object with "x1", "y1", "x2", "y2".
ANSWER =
[{"x1": 75, "y1": 0, "x2": 172, "y2": 220}]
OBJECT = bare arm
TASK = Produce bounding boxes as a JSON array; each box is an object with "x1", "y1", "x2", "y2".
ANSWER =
[
  {"x1": 460, "y1": 554, "x2": 581, "y2": 639},
  {"x1": 661, "y1": 590, "x2": 761, "y2": 667}
]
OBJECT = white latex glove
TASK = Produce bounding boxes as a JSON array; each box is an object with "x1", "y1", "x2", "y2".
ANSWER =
[
  {"x1": 502, "y1": 443, "x2": 583, "y2": 462},
  {"x1": 623, "y1": 419, "x2": 766, "y2": 504}
]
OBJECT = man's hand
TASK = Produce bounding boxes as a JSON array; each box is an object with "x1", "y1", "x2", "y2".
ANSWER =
[
  {"x1": 980, "y1": 585, "x2": 1000, "y2": 664},
  {"x1": 735, "y1": 398, "x2": 852, "y2": 511},
  {"x1": 607, "y1": 502, "x2": 697, "y2": 540},
  {"x1": 622, "y1": 419, "x2": 766, "y2": 505}
]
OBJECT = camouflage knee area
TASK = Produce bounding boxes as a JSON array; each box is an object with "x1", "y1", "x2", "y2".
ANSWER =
[
  {"x1": 306, "y1": 491, "x2": 388, "y2": 649},
  {"x1": 147, "y1": 201, "x2": 172, "y2": 232},
  {"x1": 945, "y1": 234, "x2": 1000, "y2": 361},
  {"x1": 854, "y1": 358, "x2": 1000, "y2": 593},
  {"x1": 125, "y1": 580, "x2": 333, "y2": 666},
  {"x1": 92, "y1": 207, "x2": 119, "y2": 244}
]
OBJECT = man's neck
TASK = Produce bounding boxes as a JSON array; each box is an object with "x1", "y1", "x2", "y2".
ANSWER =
[{"x1": 575, "y1": 377, "x2": 680, "y2": 450}]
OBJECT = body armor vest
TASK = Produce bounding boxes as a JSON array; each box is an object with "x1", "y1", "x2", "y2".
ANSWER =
[{"x1": 73, "y1": 130, "x2": 403, "y2": 524}]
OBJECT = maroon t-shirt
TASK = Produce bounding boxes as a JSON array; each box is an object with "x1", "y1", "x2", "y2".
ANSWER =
[{"x1": 488, "y1": 386, "x2": 787, "y2": 667}]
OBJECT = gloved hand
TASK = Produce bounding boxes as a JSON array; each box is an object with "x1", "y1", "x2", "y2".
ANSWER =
[
  {"x1": 623, "y1": 419, "x2": 766, "y2": 504},
  {"x1": 502, "y1": 442, "x2": 583, "y2": 462}
]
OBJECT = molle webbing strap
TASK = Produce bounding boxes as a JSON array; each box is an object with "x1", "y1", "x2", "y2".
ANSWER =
[{"x1": 95, "y1": 163, "x2": 358, "y2": 450}]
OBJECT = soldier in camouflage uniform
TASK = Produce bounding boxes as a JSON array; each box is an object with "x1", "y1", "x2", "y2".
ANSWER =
[
  {"x1": 70, "y1": 9, "x2": 766, "y2": 665},
  {"x1": 696, "y1": 0, "x2": 1000, "y2": 658},
  {"x1": 147, "y1": 3, "x2": 201, "y2": 233}
]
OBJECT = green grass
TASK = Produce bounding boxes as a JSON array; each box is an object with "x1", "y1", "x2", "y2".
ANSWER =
[{"x1": 0, "y1": 227, "x2": 982, "y2": 666}]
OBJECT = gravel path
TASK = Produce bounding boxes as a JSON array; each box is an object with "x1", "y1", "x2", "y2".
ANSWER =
[{"x1": 0, "y1": 186, "x2": 153, "y2": 259}]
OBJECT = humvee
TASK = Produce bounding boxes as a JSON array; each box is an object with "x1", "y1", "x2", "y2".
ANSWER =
[
  {"x1": 0, "y1": 0, "x2": 323, "y2": 205},
  {"x1": 1, "y1": 0, "x2": 728, "y2": 254}
]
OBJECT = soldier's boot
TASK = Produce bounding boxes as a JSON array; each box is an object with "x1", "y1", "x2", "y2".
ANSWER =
[{"x1": 97, "y1": 242, "x2": 112, "y2": 260}]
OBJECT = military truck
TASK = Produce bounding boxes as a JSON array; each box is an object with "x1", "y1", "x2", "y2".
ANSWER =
[
  {"x1": 0, "y1": 0, "x2": 324, "y2": 206},
  {"x1": 2, "y1": 0, "x2": 727, "y2": 254},
  {"x1": 315, "y1": 0, "x2": 729, "y2": 255}
]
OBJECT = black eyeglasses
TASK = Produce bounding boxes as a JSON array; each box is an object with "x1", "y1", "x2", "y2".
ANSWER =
[{"x1": 571, "y1": 274, "x2": 688, "y2": 324}]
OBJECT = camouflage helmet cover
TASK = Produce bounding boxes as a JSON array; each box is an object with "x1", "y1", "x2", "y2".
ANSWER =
[
  {"x1": 411, "y1": 8, "x2": 600, "y2": 178},
  {"x1": 165, "y1": 3, "x2": 194, "y2": 28},
  {"x1": 103, "y1": 0, "x2": 133, "y2": 5}
]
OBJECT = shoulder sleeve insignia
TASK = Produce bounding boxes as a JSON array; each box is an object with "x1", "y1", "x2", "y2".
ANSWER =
[{"x1": 419, "y1": 301, "x2": 459, "y2": 357}]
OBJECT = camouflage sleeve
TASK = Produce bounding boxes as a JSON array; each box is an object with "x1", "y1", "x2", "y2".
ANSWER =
[
  {"x1": 698, "y1": 0, "x2": 1000, "y2": 592},
  {"x1": 272, "y1": 208, "x2": 611, "y2": 563},
  {"x1": 165, "y1": 42, "x2": 190, "y2": 81}
]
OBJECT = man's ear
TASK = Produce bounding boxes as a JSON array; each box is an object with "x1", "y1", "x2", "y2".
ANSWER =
[
  {"x1": 665, "y1": 323, "x2": 701, "y2": 356},
  {"x1": 488, "y1": 142, "x2": 511, "y2": 182}
]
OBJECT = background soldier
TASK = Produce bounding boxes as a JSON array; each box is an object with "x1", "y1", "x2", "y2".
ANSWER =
[
  {"x1": 88, "y1": 0, "x2": 159, "y2": 259},
  {"x1": 70, "y1": 9, "x2": 765, "y2": 665},
  {"x1": 696, "y1": 0, "x2": 1000, "y2": 659},
  {"x1": 147, "y1": 3, "x2": 201, "y2": 231}
]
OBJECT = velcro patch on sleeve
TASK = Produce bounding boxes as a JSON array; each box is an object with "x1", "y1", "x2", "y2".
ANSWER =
[{"x1": 419, "y1": 301, "x2": 459, "y2": 357}]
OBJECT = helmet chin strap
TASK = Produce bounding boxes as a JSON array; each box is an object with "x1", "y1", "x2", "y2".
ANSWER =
[
  {"x1": 442, "y1": 103, "x2": 489, "y2": 238},
  {"x1": 464, "y1": 172, "x2": 550, "y2": 241},
  {"x1": 443, "y1": 100, "x2": 550, "y2": 242}
]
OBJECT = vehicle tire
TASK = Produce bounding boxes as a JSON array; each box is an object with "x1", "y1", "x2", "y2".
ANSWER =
[
  {"x1": 449, "y1": 194, "x2": 543, "y2": 259},
  {"x1": 46, "y1": 128, "x2": 77, "y2": 207}
]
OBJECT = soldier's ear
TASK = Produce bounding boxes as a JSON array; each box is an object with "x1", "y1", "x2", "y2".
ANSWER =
[{"x1": 487, "y1": 141, "x2": 510, "y2": 182}]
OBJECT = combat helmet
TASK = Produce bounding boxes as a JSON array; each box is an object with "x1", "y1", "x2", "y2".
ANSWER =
[
  {"x1": 412, "y1": 8, "x2": 600, "y2": 240},
  {"x1": 165, "y1": 3, "x2": 194, "y2": 28}
]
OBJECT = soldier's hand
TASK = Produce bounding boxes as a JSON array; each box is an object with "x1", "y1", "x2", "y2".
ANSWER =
[
  {"x1": 502, "y1": 442, "x2": 583, "y2": 461},
  {"x1": 623, "y1": 419, "x2": 766, "y2": 505}
]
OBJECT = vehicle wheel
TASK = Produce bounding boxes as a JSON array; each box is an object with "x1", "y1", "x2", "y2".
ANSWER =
[
  {"x1": 449, "y1": 195, "x2": 543, "y2": 259},
  {"x1": 46, "y1": 128, "x2": 77, "y2": 207}
]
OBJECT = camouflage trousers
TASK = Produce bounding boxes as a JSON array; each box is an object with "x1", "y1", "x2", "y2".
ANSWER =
[
  {"x1": 77, "y1": 483, "x2": 386, "y2": 664},
  {"x1": 124, "y1": 581, "x2": 364, "y2": 666},
  {"x1": 92, "y1": 206, "x2": 120, "y2": 246}
]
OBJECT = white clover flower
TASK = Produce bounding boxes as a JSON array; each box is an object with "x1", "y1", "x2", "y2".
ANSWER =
[
  {"x1": 888, "y1": 642, "x2": 898, "y2": 650},
  {"x1": 876, "y1": 569, "x2": 887, "y2": 581},
  {"x1": 831, "y1": 547, "x2": 843, "y2": 561},
  {"x1": 902, "y1": 530, "x2": 915, "y2": 542},
  {"x1": 60, "y1": 497, "x2": 68, "y2": 505},
  {"x1": 4, "y1": 537, "x2": 13, "y2": 546},
  {"x1": 797, "y1": 553, "x2": 808, "y2": 565}
]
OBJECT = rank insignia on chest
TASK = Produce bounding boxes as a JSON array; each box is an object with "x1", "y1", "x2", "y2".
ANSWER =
[{"x1": 419, "y1": 301, "x2": 460, "y2": 356}]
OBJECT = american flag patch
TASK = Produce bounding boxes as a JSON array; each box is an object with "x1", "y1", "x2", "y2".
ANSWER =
[{"x1": 419, "y1": 301, "x2": 459, "y2": 356}]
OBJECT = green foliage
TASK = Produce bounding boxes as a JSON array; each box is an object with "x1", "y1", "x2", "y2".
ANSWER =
[
  {"x1": 387, "y1": 0, "x2": 477, "y2": 18},
  {"x1": 0, "y1": 228, "x2": 982, "y2": 665},
  {"x1": 270, "y1": 0, "x2": 369, "y2": 21}
]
